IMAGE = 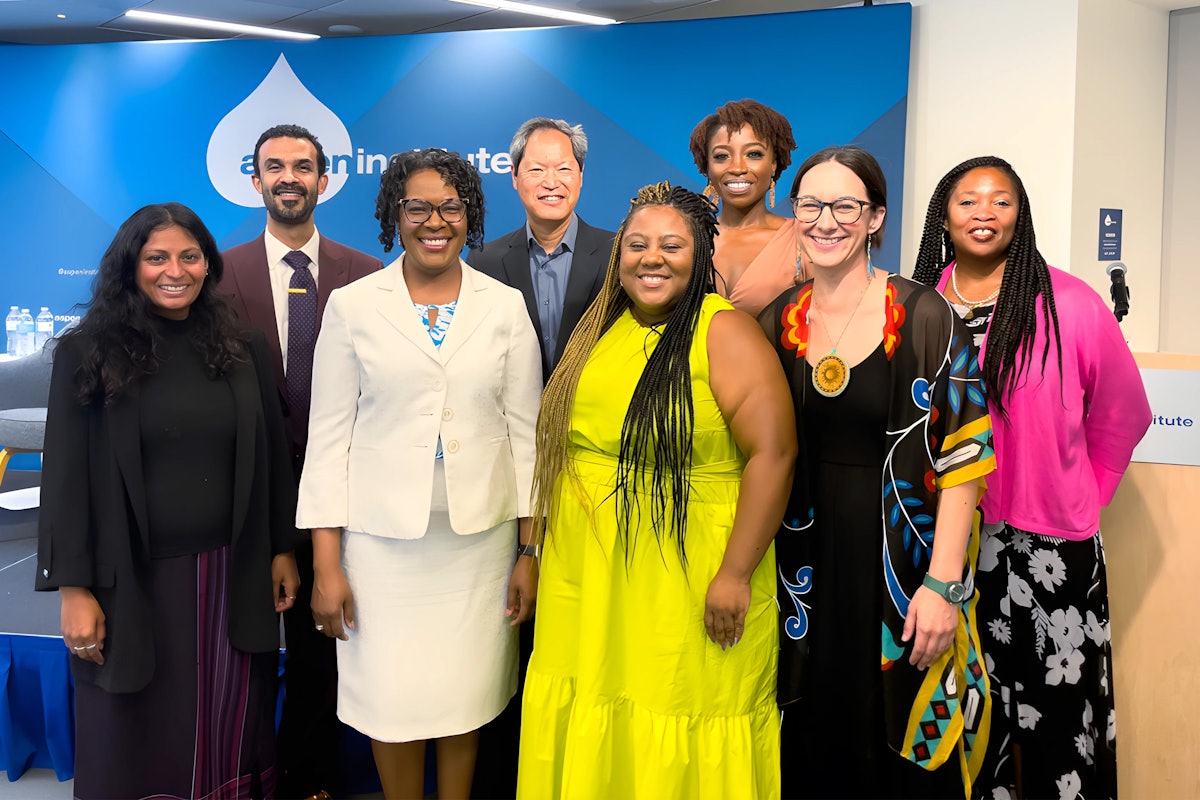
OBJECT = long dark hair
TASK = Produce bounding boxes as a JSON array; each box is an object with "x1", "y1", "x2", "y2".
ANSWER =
[
  {"x1": 63, "y1": 202, "x2": 246, "y2": 405},
  {"x1": 531, "y1": 183, "x2": 718, "y2": 564},
  {"x1": 912, "y1": 156, "x2": 1062, "y2": 415},
  {"x1": 374, "y1": 148, "x2": 486, "y2": 252}
]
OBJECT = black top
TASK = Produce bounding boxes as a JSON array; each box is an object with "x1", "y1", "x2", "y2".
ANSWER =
[
  {"x1": 802, "y1": 342, "x2": 890, "y2": 468},
  {"x1": 140, "y1": 315, "x2": 236, "y2": 558}
]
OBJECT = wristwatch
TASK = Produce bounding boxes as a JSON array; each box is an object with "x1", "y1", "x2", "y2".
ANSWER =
[
  {"x1": 922, "y1": 574, "x2": 966, "y2": 603},
  {"x1": 516, "y1": 543, "x2": 541, "y2": 559}
]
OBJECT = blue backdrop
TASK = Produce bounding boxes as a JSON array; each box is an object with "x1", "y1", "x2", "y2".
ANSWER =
[{"x1": 0, "y1": 4, "x2": 911, "y2": 326}]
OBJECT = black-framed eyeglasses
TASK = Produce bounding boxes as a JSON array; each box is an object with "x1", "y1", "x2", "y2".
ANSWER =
[
  {"x1": 791, "y1": 196, "x2": 872, "y2": 224},
  {"x1": 398, "y1": 198, "x2": 467, "y2": 224}
]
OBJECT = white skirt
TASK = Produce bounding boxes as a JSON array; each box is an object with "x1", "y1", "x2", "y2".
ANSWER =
[{"x1": 336, "y1": 460, "x2": 518, "y2": 742}]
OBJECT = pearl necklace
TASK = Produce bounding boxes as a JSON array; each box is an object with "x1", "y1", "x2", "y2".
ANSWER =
[{"x1": 950, "y1": 265, "x2": 1001, "y2": 320}]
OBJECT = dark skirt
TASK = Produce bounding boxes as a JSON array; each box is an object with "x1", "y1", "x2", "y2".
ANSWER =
[{"x1": 74, "y1": 546, "x2": 278, "y2": 800}]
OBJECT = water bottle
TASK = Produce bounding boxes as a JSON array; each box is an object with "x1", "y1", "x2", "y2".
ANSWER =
[
  {"x1": 4, "y1": 306, "x2": 17, "y2": 357},
  {"x1": 16, "y1": 308, "x2": 34, "y2": 357},
  {"x1": 35, "y1": 307, "x2": 54, "y2": 350}
]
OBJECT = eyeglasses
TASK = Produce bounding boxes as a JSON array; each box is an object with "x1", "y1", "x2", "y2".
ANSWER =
[
  {"x1": 398, "y1": 198, "x2": 467, "y2": 225},
  {"x1": 790, "y1": 196, "x2": 872, "y2": 224}
]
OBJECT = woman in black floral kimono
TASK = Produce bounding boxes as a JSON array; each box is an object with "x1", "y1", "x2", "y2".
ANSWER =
[{"x1": 759, "y1": 146, "x2": 995, "y2": 799}]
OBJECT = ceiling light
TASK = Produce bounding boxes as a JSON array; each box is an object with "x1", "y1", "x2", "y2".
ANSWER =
[
  {"x1": 57, "y1": 14, "x2": 67, "y2": 20},
  {"x1": 123, "y1": 9, "x2": 319, "y2": 40},
  {"x1": 446, "y1": 0, "x2": 617, "y2": 26}
]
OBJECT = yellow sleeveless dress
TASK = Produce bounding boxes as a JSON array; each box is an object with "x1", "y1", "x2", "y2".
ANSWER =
[{"x1": 517, "y1": 295, "x2": 780, "y2": 799}]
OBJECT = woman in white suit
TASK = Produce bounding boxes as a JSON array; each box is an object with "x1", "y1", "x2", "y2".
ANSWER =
[{"x1": 297, "y1": 148, "x2": 542, "y2": 799}]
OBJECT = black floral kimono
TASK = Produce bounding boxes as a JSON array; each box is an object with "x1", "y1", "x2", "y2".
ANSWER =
[{"x1": 760, "y1": 275, "x2": 996, "y2": 794}]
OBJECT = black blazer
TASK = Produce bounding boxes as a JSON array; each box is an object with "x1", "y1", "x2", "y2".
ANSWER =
[
  {"x1": 35, "y1": 329, "x2": 299, "y2": 694},
  {"x1": 469, "y1": 216, "x2": 614, "y2": 381}
]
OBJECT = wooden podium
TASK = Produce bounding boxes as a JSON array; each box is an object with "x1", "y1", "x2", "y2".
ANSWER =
[{"x1": 1103, "y1": 352, "x2": 1200, "y2": 799}]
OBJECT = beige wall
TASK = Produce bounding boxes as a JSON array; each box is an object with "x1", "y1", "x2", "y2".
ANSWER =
[
  {"x1": 1070, "y1": 0, "x2": 1168, "y2": 352},
  {"x1": 902, "y1": 0, "x2": 1170, "y2": 355},
  {"x1": 1161, "y1": 8, "x2": 1200, "y2": 352}
]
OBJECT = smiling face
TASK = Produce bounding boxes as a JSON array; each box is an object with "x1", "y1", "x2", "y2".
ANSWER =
[
  {"x1": 252, "y1": 136, "x2": 328, "y2": 227},
  {"x1": 793, "y1": 160, "x2": 885, "y2": 274},
  {"x1": 944, "y1": 166, "x2": 1018, "y2": 267},
  {"x1": 512, "y1": 127, "x2": 582, "y2": 230},
  {"x1": 398, "y1": 168, "x2": 468, "y2": 279},
  {"x1": 705, "y1": 124, "x2": 777, "y2": 211},
  {"x1": 136, "y1": 224, "x2": 207, "y2": 320},
  {"x1": 618, "y1": 206, "x2": 695, "y2": 326}
]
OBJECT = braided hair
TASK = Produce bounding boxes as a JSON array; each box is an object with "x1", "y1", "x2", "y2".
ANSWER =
[
  {"x1": 531, "y1": 183, "x2": 718, "y2": 565},
  {"x1": 912, "y1": 156, "x2": 1062, "y2": 416}
]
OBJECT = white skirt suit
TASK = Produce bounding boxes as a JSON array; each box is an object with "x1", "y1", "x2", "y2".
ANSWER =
[{"x1": 296, "y1": 256, "x2": 542, "y2": 742}]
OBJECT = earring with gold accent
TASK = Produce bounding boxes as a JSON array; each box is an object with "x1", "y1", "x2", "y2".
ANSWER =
[
  {"x1": 702, "y1": 183, "x2": 720, "y2": 211},
  {"x1": 768, "y1": 180, "x2": 776, "y2": 209},
  {"x1": 866, "y1": 233, "x2": 876, "y2": 280}
]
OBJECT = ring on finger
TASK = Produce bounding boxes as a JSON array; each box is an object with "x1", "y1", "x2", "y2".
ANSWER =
[{"x1": 315, "y1": 624, "x2": 325, "y2": 631}]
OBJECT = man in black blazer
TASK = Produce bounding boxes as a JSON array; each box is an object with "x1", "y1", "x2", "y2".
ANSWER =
[
  {"x1": 469, "y1": 118, "x2": 614, "y2": 798},
  {"x1": 469, "y1": 117, "x2": 614, "y2": 382},
  {"x1": 219, "y1": 124, "x2": 381, "y2": 800}
]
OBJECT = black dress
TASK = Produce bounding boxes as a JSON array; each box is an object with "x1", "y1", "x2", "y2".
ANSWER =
[
  {"x1": 779, "y1": 344, "x2": 962, "y2": 800},
  {"x1": 72, "y1": 317, "x2": 279, "y2": 800}
]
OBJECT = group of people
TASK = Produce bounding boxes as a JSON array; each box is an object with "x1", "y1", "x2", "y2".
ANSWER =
[{"x1": 34, "y1": 99, "x2": 1151, "y2": 800}]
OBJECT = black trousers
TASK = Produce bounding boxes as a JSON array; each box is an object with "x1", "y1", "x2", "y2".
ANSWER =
[
  {"x1": 471, "y1": 617, "x2": 534, "y2": 799},
  {"x1": 276, "y1": 539, "x2": 341, "y2": 799}
]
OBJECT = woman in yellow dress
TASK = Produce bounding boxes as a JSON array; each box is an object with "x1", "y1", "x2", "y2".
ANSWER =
[{"x1": 517, "y1": 183, "x2": 796, "y2": 799}]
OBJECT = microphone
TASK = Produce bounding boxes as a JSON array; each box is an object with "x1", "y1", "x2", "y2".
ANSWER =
[{"x1": 1106, "y1": 262, "x2": 1130, "y2": 322}]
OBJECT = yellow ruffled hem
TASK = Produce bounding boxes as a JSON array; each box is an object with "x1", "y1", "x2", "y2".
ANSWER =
[{"x1": 517, "y1": 668, "x2": 781, "y2": 800}]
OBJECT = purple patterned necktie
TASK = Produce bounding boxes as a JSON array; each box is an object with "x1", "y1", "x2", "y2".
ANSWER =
[{"x1": 283, "y1": 250, "x2": 317, "y2": 417}]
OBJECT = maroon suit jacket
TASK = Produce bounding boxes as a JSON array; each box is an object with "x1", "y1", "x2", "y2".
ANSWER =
[{"x1": 219, "y1": 233, "x2": 382, "y2": 470}]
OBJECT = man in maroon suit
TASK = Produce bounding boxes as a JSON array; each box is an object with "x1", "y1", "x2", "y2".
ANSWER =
[{"x1": 220, "y1": 124, "x2": 381, "y2": 800}]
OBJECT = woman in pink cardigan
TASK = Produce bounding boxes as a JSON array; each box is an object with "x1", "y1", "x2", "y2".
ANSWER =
[{"x1": 913, "y1": 156, "x2": 1150, "y2": 800}]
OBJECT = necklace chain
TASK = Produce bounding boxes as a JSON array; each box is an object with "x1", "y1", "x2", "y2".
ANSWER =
[
  {"x1": 813, "y1": 275, "x2": 873, "y2": 354},
  {"x1": 950, "y1": 264, "x2": 1001, "y2": 308}
]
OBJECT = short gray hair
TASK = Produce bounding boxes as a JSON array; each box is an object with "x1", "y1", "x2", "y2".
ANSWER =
[{"x1": 509, "y1": 118, "x2": 588, "y2": 170}]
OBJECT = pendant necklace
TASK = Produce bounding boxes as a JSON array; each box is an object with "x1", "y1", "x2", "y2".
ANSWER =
[
  {"x1": 810, "y1": 275, "x2": 874, "y2": 398},
  {"x1": 950, "y1": 265, "x2": 1001, "y2": 320}
]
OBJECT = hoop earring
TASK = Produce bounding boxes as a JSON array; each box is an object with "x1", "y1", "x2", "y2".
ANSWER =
[
  {"x1": 866, "y1": 233, "x2": 876, "y2": 280},
  {"x1": 702, "y1": 183, "x2": 721, "y2": 212},
  {"x1": 769, "y1": 180, "x2": 776, "y2": 209}
]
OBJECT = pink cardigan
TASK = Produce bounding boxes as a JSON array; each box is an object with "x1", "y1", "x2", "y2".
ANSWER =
[{"x1": 937, "y1": 264, "x2": 1150, "y2": 539}]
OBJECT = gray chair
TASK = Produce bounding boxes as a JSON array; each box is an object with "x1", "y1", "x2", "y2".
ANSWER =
[{"x1": 0, "y1": 340, "x2": 55, "y2": 488}]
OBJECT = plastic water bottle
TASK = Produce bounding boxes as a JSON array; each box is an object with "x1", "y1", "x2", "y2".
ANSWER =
[
  {"x1": 4, "y1": 306, "x2": 17, "y2": 357},
  {"x1": 35, "y1": 307, "x2": 54, "y2": 350},
  {"x1": 15, "y1": 308, "x2": 34, "y2": 357}
]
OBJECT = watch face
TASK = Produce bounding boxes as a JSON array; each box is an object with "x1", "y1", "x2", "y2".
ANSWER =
[{"x1": 946, "y1": 582, "x2": 967, "y2": 603}]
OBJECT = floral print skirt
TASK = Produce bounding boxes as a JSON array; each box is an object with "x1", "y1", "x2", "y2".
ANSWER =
[{"x1": 974, "y1": 522, "x2": 1118, "y2": 799}]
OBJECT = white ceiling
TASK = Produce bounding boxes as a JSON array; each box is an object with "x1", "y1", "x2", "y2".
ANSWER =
[{"x1": 0, "y1": 0, "x2": 860, "y2": 45}]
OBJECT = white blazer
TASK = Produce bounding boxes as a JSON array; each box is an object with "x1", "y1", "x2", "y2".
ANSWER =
[{"x1": 296, "y1": 256, "x2": 542, "y2": 539}]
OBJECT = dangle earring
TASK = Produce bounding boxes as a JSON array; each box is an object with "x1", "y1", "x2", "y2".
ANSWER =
[
  {"x1": 703, "y1": 183, "x2": 721, "y2": 212},
  {"x1": 768, "y1": 180, "x2": 776, "y2": 209},
  {"x1": 866, "y1": 233, "x2": 876, "y2": 280}
]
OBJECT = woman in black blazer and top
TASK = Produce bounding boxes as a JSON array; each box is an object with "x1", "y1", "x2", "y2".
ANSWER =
[{"x1": 35, "y1": 203, "x2": 300, "y2": 800}]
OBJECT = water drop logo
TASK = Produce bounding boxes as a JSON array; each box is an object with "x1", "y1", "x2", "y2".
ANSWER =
[{"x1": 207, "y1": 55, "x2": 352, "y2": 208}]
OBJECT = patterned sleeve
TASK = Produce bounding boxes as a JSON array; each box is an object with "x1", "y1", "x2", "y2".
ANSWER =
[{"x1": 915, "y1": 286, "x2": 996, "y2": 490}]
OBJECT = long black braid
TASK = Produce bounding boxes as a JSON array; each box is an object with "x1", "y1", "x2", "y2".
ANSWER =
[
  {"x1": 530, "y1": 183, "x2": 717, "y2": 567},
  {"x1": 615, "y1": 184, "x2": 718, "y2": 566},
  {"x1": 912, "y1": 156, "x2": 1062, "y2": 416}
]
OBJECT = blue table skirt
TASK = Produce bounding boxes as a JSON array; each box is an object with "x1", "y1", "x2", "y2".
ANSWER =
[
  {"x1": 0, "y1": 634, "x2": 74, "y2": 781},
  {"x1": 0, "y1": 636, "x2": 382, "y2": 794}
]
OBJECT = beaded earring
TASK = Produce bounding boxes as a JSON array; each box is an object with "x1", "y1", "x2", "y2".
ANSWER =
[
  {"x1": 702, "y1": 183, "x2": 721, "y2": 212},
  {"x1": 768, "y1": 180, "x2": 776, "y2": 209},
  {"x1": 866, "y1": 233, "x2": 876, "y2": 280}
]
